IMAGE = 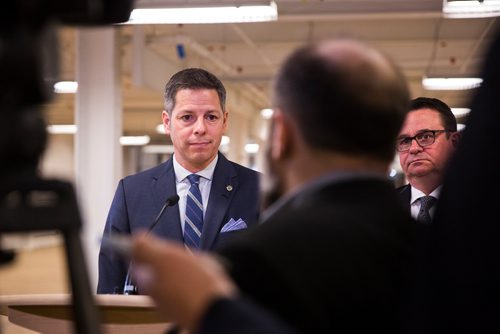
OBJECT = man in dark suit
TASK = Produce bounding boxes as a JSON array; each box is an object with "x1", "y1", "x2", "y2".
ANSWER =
[
  {"x1": 395, "y1": 97, "x2": 460, "y2": 223},
  {"x1": 97, "y1": 68, "x2": 260, "y2": 294},
  {"x1": 126, "y1": 38, "x2": 419, "y2": 333}
]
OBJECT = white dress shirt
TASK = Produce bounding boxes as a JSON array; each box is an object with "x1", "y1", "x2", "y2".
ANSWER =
[
  {"x1": 410, "y1": 185, "x2": 442, "y2": 220},
  {"x1": 173, "y1": 154, "x2": 217, "y2": 233}
]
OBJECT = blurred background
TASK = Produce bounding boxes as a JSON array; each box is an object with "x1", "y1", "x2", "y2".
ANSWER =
[
  {"x1": 44, "y1": 0, "x2": 495, "y2": 177},
  {"x1": 1, "y1": 1, "x2": 497, "y2": 332}
]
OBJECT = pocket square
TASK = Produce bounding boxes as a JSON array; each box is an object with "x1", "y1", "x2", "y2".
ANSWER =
[{"x1": 221, "y1": 218, "x2": 247, "y2": 233}]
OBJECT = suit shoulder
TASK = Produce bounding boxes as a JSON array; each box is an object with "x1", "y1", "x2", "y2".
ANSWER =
[
  {"x1": 227, "y1": 160, "x2": 261, "y2": 178},
  {"x1": 122, "y1": 161, "x2": 170, "y2": 184}
]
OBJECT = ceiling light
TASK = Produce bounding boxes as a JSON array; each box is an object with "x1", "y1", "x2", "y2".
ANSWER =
[
  {"x1": 120, "y1": 135, "x2": 151, "y2": 146},
  {"x1": 220, "y1": 135, "x2": 231, "y2": 153},
  {"x1": 142, "y1": 145, "x2": 174, "y2": 154},
  {"x1": 244, "y1": 142, "x2": 260, "y2": 154},
  {"x1": 457, "y1": 123, "x2": 466, "y2": 131},
  {"x1": 54, "y1": 81, "x2": 78, "y2": 94},
  {"x1": 443, "y1": 0, "x2": 500, "y2": 18},
  {"x1": 422, "y1": 77, "x2": 483, "y2": 90},
  {"x1": 451, "y1": 108, "x2": 471, "y2": 117},
  {"x1": 126, "y1": 1, "x2": 278, "y2": 24},
  {"x1": 221, "y1": 135, "x2": 230, "y2": 146},
  {"x1": 260, "y1": 108, "x2": 274, "y2": 119},
  {"x1": 156, "y1": 123, "x2": 166, "y2": 134},
  {"x1": 47, "y1": 124, "x2": 77, "y2": 134}
]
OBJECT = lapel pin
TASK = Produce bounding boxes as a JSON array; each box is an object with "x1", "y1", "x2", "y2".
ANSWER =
[{"x1": 226, "y1": 185, "x2": 233, "y2": 192}]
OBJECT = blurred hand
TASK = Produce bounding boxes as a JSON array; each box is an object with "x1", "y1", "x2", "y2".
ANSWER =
[{"x1": 130, "y1": 233, "x2": 237, "y2": 333}]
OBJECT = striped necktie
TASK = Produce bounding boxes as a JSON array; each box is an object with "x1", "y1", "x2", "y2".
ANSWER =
[
  {"x1": 417, "y1": 196, "x2": 437, "y2": 224},
  {"x1": 184, "y1": 174, "x2": 204, "y2": 248}
]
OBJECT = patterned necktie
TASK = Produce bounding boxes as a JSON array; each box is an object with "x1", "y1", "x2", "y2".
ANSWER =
[
  {"x1": 417, "y1": 196, "x2": 437, "y2": 224},
  {"x1": 184, "y1": 174, "x2": 204, "y2": 248}
]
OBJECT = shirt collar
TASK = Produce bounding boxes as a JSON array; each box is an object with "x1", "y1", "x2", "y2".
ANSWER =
[
  {"x1": 410, "y1": 185, "x2": 442, "y2": 205},
  {"x1": 173, "y1": 154, "x2": 218, "y2": 182}
]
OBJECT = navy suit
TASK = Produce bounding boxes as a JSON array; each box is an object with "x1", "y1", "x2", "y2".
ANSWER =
[{"x1": 97, "y1": 152, "x2": 260, "y2": 294}]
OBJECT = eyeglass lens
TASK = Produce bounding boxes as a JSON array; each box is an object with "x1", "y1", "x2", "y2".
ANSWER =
[{"x1": 398, "y1": 131, "x2": 436, "y2": 151}]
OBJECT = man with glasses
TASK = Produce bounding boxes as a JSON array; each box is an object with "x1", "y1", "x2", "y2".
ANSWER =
[{"x1": 396, "y1": 97, "x2": 460, "y2": 224}]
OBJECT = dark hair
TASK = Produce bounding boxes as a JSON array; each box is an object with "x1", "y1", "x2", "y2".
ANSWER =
[
  {"x1": 163, "y1": 68, "x2": 226, "y2": 115},
  {"x1": 273, "y1": 40, "x2": 410, "y2": 162},
  {"x1": 409, "y1": 97, "x2": 457, "y2": 132}
]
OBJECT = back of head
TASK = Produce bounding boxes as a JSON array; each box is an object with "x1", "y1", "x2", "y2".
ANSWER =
[
  {"x1": 409, "y1": 97, "x2": 457, "y2": 132},
  {"x1": 163, "y1": 68, "x2": 226, "y2": 114},
  {"x1": 273, "y1": 39, "x2": 410, "y2": 163}
]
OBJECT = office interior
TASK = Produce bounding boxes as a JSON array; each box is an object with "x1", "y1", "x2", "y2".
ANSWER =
[{"x1": 0, "y1": 1, "x2": 496, "y2": 333}]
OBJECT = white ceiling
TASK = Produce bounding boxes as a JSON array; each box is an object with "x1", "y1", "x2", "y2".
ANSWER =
[{"x1": 45, "y1": 0, "x2": 498, "y2": 143}]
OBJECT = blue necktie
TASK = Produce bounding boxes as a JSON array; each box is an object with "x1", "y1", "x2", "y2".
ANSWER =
[
  {"x1": 184, "y1": 174, "x2": 204, "y2": 248},
  {"x1": 417, "y1": 196, "x2": 437, "y2": 224}
]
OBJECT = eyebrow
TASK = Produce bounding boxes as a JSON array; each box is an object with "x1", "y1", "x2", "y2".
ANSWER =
[{"x1": 398, "y1": 129, "x2": 433, "y2": 138}]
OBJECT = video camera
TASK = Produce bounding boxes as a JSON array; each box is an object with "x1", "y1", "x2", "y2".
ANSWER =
[{"x1": 0, "y1": 1, "x2": 134, "y2": 333}]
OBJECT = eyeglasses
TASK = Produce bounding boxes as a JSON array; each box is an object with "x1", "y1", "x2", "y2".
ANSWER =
[{"x1": 396, "y1": 130, "x2": 449, "y2": 152}]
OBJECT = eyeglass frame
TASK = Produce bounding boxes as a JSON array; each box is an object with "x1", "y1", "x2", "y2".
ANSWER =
[{"x1": 396, "y1": 129, "x2": 451, "y2": 152}]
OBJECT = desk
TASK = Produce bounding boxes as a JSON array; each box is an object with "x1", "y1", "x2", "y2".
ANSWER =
[{"x1": 0, "y1": 294, "x2": 173, "y2": 334}]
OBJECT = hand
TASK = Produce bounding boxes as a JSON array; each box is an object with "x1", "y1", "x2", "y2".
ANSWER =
[{"x1": 130, "y1": 233, "x2": 237, "y2": 333}]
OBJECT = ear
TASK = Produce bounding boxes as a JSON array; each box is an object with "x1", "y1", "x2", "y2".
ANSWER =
[
  {"x1": 270, "y1": 109, "x2": 292, "y2": 161},
  {"x1": 222, "y1": 111, "x2": 229, "y2": 132},
  {"x1": 450, "y1": 131, "x2": 461, "y2": 148},
  {"x1": 162, "y1": 110, "x2": 171, "y2": 135}
]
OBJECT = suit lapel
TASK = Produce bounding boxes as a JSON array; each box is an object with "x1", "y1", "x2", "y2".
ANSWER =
[
  {"x1": 200, "y1": 153, "x2": 237, "y2": 250},
  {"x1": 151, "y1": 158, "x2": 183, "y2": 240}
]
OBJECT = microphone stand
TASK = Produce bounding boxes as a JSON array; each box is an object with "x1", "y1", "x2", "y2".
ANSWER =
[{"x1": 122, "y1": 194, "x2": 179, "y2": 295}]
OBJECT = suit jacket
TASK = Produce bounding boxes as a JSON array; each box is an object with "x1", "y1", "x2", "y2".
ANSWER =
[
  {"x1": 218, "y1": 177, "x2": 419, "y2": 334},
  {"x1": 199, "y1": 297, "x2": 299, "y2": 334},
  {"x1": 97, "y1": 152, "x2": 260, "y2": 294}
]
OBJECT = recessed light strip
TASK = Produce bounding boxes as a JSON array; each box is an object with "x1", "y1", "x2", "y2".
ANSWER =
[
  {"x1": 47, "y1": 125, "x2": 151, "y2": 146},
  {"x1": 126, "y1": 1, "x2": 278, "y2": 24},
  {"x1": 422, "y1": 77, "x2": 483, "y2": 90},
  {"x1": 54, "y1": 81, "x2": 78, "y2": 94},
  {"x1": 443, "y1": 0, "x2": 500, "y2": 18}
]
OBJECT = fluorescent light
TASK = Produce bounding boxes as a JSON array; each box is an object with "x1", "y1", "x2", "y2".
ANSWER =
[
  {"x1": 221, "y1": 135, "x2": 230, "y2": 146},
  {"x1": 245, "y1": 143, "x2": 260, "y2": 154},
  {"x1": 120, "y1": 135, "x2": 151, "y2": 146},
  {"x1": 443, "y1": 0, "x2": 500, "y2": 18},
  {"x1": 260, "y1": 108, "x2": 274, "y2": 119},
  {"x1": 47, "y1": 124, "x2": 77, "y2": 134},
  {"x1": 422, "y1": 77, "x2": 483, "y2": 90},
  {"x1": 54, "y1": 81, "x2": 78, "y2": 94},
  {"x1": 389, "y1": 169, "x2": 398, "y2": 178},
  {"x1": 142, "y1": 145, "x2": 174, "y2": 154},
  {"x1": 457, "y1": 123, "x2": 466, "y2": 131},
  {"x1": 156, "y1": 123, "x2": 166, "y2": 134},
  {"x1": 451, "y1": 108, "x2": 471, "y2": 117},
  {"x1": 127, "y1": 1, "x2": 277, "y2": 24},
  {"x1": 220, "y1": 135, "x2": 231, "y2": 153}
]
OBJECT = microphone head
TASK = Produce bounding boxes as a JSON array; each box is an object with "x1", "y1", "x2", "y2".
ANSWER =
[{"x1": 167, "y1": 194, "x2": 180, "y2": 206}]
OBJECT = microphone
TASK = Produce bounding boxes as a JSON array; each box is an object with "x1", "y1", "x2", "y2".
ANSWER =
[{"x1": 122, "y1": 194, "x2": 179, "y2": 295}]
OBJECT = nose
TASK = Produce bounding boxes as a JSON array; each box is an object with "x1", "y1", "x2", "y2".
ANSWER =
[
  {"x1": 408, "y1": 138, "x2": 423, "y2": 153},
  {"x1": 193, "y1": 117, "x2": 207, "y2": 135}
]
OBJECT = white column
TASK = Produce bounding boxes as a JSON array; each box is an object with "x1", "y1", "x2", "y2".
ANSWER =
[{"x1": 75, "y1": 27, "x2": 122, "y2": 290}]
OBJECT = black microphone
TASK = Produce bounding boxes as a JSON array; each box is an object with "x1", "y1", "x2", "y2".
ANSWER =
[{"x1": 123, "y1": 194, "x2": 179, "y2": 295}]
